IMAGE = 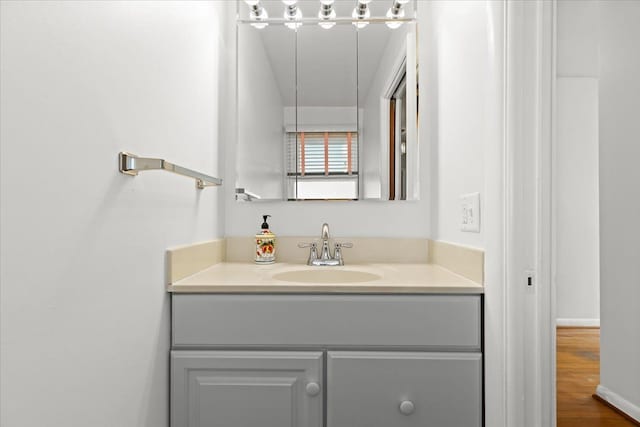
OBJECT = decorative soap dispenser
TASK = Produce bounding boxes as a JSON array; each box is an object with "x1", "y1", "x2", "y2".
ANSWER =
[{"x1": 255, "y1": 215, "x2": 276, "y2": 264}]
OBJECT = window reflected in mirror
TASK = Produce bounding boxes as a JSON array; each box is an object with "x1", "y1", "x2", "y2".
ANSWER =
[{"x1": 287, "y1": 131, "x2": 359, "y2": 200}]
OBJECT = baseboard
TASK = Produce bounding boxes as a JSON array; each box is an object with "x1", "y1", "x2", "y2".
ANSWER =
[
  {"x1": 556, "y1": 318, "x2": 600, "y2": 327},
  {"x1": 595, "y1": 385, "x2": 640, "y2": 424}
]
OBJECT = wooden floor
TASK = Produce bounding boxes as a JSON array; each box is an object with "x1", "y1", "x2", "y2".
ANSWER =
[{"x1": 557, "y1": 327, "x2": 636, "y2": 427}]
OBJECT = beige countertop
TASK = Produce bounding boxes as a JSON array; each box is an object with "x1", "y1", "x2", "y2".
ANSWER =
[{"x1": 168, "y1": 262, "x2": 484, "y2": 294}]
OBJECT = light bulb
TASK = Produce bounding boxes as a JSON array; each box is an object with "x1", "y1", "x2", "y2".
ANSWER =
[
  {"x1": 319, "y1": 21, "x2": 336, "y2": 29},
  {"x1": 284, "y1": 4, "x2": 301, "y2": 19},
  {"x1": 352, "y1": 6, "x2": 370, "y2": 29},
  {"x1": 285, "y1": 22, "x2": 302, "y2": 30},
  {"x1": 318, "y1": 9, "x2": 336, "y2": 29},
  {"x1": 284, "y1": 6, "x2": 302, "y2": 30},
  {"x1": 319, "y1": 8, "x2": 336, "y2": 19},
  {"x1": 318, "y1": 0, "x2": 335, "y2": 29},
  {"x1": 249, "y1": 5, "x2": 268, "y2": 29},
  {"x1": 385, "y1": 7, "x2": 405, "y2": 29}
]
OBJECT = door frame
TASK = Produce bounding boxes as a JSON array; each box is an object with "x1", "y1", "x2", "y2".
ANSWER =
[
  {"x1": 380, "y1": 52, "x2": 407, "y2": 200},
  {"x1": 504, "y1": 0, "x2": 556, "y2": 425},
  {"x1": 489, "y1": 0, "x2": 556, "y2": 426}
]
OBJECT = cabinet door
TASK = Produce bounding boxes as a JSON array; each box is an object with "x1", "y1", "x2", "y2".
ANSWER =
[
  {"x1": 327, "y1": 351, "x2": 482, "y2": 427},
  {"x1": 172, "y1": 351, "x2": 323, "y2": 427}
]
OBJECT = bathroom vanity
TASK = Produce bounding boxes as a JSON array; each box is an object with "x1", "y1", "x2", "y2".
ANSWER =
[
  {"x1": 169, "y1": 260, "x2": 484, "y2": 427},
  {"x1": 211, "y1": 0, "x2": 483, "y2": 418}
]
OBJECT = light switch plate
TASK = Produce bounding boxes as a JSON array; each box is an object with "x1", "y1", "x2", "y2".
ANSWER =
[{"x1": 460, "y1": 192, "x2": 480, "y2": 232}]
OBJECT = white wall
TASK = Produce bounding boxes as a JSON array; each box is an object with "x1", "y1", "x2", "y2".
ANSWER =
[
  {"x1": 598, "y1": 0, "x2": 640, "y2": 418},
  {"x1": 225, "y1": 1, "x2": 497, "y2": 244},
  {"x1": 0, "y1": 2, "x2": 230, "y2": 426},
  {"x1": 427, "y1": 1, "x2": 495, "y2": 249},
  {"x1": 283, "y1": 106, "x2": 357, "y2": 132},
  {"x1": 555, "y1": 0, "x2": 600, "y2": 325},
  {"x1": 236, "y1": 24, "x2": 285, "y2": 200}
]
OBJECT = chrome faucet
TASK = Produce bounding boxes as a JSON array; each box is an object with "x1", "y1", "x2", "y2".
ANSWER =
[
  {"x1": 298, "y1": 223, "x2": 352, "y2": 266},
  {"x1": 320, "y1": 223, "x2": 332, "y2": 261}
]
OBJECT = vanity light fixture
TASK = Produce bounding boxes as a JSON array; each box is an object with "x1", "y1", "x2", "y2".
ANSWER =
[
  {"x1": 352, "y1": 0, "x2": 372, "y2": 29},
  {"x1": 241, "y1": 0, "x2": 414, "y2": 30},
  {"x1": 385, "y1": 0, "x2": 409, "y2": 29},
  {"x1": 283, "y1": 0, "x2": 302, "y2": 30},
  {"x1": 245, "y1": 0, "x2": 269, "y2": 29},
  {"x1": 318, "y1": 0, "x2": 336, "y2": 30}
]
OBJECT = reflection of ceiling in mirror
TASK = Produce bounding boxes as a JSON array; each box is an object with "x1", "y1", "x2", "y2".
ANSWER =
[
  {"x1": 246, "y1": 0, "x2": 410, "y2": 107},
  {"x1": 296, "y1": 25, "x2": 358, "y2": 107}
]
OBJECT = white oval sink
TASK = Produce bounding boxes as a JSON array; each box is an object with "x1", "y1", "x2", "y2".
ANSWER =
[{"x1": 272, "y1": 269, "x2": 381, "y2": 284}]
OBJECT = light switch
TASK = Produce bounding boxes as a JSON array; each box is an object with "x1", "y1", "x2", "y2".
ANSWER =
[{"x1": 460, "y1": 192, "x2": 480, "y2": 232}]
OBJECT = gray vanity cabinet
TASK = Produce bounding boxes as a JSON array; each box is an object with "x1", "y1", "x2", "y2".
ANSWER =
[
  {"x1": 327, "y1": 351, "x2": 482, "y2": 427},
  {"x1": 170, "y1": 294, "x2": 483, "y2": 427},
  {"x1": 171, "y1": 351, "x2": 323, "y2": 427}
]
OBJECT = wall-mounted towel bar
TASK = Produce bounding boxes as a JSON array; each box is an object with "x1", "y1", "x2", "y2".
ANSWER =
[
  {"x1": 119, "y1": 152, "x2": 222, "y2": 189},
  {"x1": 235, "y1": 188, "x2": 261, "y2": 202}
]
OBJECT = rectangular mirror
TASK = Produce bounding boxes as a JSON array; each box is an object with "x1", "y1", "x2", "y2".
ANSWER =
[{"x1": 236, "y1": 0, "x2": 418, "y2": 201}]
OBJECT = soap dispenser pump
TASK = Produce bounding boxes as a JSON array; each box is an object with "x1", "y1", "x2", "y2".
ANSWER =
[{"x1": 255, "y1": 215, "x2": 276, "y2": 264}]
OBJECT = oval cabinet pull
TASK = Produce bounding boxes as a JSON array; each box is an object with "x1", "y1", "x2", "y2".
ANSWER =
[
  {"x1": 399, "y1": 400, "x2": 415, "y2": 415},
  {"x1": 305, "y1": 382, "x2": 321, "y2": 397}
]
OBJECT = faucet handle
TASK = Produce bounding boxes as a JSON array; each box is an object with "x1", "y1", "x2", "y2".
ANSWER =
[
  {"x1": 335, "y1": 242, "x2": 353, "y2": 249},
  {"x1": 298, "y1": 242, "x2": 319, "y2": 265},
  {"x1": 334, "y1": 242, "x2": 353, "y2": 266}
]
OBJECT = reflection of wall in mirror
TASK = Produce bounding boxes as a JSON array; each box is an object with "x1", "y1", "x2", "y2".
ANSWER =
[
  {"x1": 237, "y1": 25, "x2": 285, "y2": 200},
  {"x1": 283, "y1": 106, "x2": 358, "y2": 133},
  {"x1": 361, "y1": 24, "x2": 414, "y2": 200}
]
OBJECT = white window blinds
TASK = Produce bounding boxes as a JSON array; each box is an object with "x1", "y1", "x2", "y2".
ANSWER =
[{"x1": 286, "y1": 131, "x2": 358, "y2": 176}]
